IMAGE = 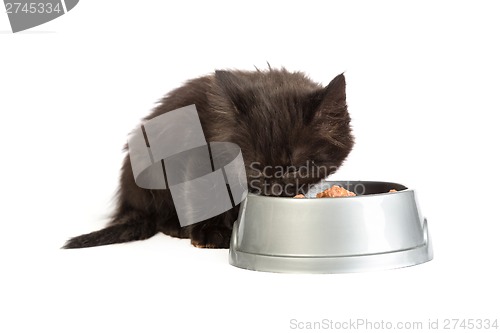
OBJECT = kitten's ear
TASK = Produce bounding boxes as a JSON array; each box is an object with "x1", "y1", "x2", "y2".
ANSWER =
[
  {"x1": 215, "y1": 70, "x2": 249, "y2": 111},
  {"x1": 306, "y1": 73, "x2": 347, "y2": 123},
  {"x1": 319, "y1": 73, "x2": 346, "y2": 109},
  {"x1": 307, "y1": 74, "x2": 353, "y2": 152}
]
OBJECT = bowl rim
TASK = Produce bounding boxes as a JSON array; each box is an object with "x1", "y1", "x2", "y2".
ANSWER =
[{"x1": 247, "y1": 180, "x2": 411, "y2": 200}]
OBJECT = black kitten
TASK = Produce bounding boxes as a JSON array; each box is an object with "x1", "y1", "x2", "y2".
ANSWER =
[{"x1": 63, "y1": 68, "x2": 354, "y2": 249}]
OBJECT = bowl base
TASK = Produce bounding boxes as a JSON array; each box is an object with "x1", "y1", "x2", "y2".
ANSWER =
[{"x1": 229, "y1": 219, "x2": 433, "y2": 274}]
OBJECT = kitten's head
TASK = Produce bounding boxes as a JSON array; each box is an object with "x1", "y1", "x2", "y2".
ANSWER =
[{"x1": 209, "y1": 68, "x2": 354, "y2": 197}]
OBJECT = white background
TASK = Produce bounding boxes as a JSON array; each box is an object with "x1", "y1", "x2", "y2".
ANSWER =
[{"x1": 1, "y1": 1, "x2": 499, "y2": 332}]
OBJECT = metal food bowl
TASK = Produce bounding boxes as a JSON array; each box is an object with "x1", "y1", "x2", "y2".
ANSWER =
[{"x1": 229, "y1": 181, "x2": 432, "y2": 273}]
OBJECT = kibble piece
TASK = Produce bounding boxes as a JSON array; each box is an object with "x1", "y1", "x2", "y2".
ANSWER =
[
  {"x1": 293, "y1": 194, "x2": 306, "y2": 198},
  {"x1": 389, "y1": 189, "x2": 397, "y2": 193}
]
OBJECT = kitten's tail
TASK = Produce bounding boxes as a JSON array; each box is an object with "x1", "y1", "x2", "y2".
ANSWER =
[{"x1": 62, "y1": 212, "x2": 157, "y2": 249}]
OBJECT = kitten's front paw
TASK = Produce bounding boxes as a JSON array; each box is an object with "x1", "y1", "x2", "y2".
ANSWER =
[{"x1": 190, "y1": 225, "x2": 232, "y2": 249}]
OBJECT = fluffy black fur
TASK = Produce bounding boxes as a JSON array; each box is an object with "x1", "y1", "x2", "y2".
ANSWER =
[{"x1": 63, "y1": 68, "x2": 354, "y2": 249}]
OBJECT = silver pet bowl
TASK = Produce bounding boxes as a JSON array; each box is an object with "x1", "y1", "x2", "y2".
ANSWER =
[{"x1": 229, "y1": 181, "x2": 432, "y2": 273}]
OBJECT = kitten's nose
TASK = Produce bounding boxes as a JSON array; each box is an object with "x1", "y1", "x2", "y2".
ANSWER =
[
  {"x1": 269, "y1": 183, "x2": 283, "y2": 196},
  {"x1": 261, "y1": 180, "x2": 283, "y2": 196}
]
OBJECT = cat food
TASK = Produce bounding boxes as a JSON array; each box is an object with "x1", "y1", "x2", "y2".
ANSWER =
[
  {"x1": 293, "y1": 185, "x2": 355, "y2": 198},
  {"x1": 294, "y1": 186, "x2": 398, "y2": 198},
  {"x1": 316, "y1": 185, "x2": 356, "y2": 198}
]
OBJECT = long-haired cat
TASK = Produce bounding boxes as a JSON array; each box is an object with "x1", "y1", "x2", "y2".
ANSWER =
[{"x1": 63, "y1": 68, "x2": 354, "y2": 249}]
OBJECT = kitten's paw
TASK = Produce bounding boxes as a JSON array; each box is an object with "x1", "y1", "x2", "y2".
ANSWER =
[{"x1": 190, "y1": 225, "x2": 232, "y2": 249}]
